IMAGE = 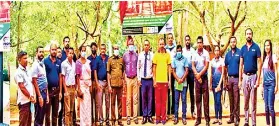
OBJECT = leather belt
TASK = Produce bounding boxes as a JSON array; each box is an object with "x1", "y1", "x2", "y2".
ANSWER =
[
  {"x1": 49, "y1": 87, "x2": 59, "y2": 91},
  {"x1": 228, "y1": 75, "x2": 239, "y2": 78},
  {"x1": 245, "y1": 73, "x2": 256, "y2": 76},
  {"x1": 40, "y1": 89, "x2": 47, "y2": 93},
  {"x1": 141, "y1": 78, "x2": 152, "y2": 80},
  {"x1": 66, "y1": 85, "x2": 75, "y2": 88},
  {"x1": 127, "y1": 76, "x2": 136, "y2": 79}
]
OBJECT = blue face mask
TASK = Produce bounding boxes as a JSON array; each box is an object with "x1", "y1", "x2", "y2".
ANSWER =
[
  {"x1": 176, "y1": 52, "x2": 182, "y2": 59},
  {"x1": 129, "y1": 45, "x2": 134, "y2": 52}
]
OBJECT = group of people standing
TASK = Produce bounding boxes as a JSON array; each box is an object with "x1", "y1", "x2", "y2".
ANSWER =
[{"x1": 15, "y1": 28, "x2": 278, "y2": 126}]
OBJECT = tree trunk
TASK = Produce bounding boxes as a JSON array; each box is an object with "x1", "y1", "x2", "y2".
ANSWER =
[{"x1": 16, "y1": 2, "x2": 22, "y2": 68}]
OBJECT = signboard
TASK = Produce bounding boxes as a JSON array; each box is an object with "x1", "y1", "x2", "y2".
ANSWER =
[
  {"x1": 120, "y1": 1, "x2": 173, "y2": 36},
  {"x1": 0, "y1": 1, "x2": 10, "y2": 52}
]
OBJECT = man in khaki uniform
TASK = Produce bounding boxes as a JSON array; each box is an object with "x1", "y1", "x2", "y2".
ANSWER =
[{"x1": 107, "y1": 44, "x2": 125, "y2": 126}]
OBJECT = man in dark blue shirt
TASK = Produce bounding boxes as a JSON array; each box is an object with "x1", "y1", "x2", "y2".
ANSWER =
[
  {"x1": 61, "y1": 36, "x2": 77, "y2": 62},
  {"x1": 239, "y1": 28, "x2": 262, "y2": 126},
  {"x1": 87, "y1": 42, "x2": 98, "y2": 124},
  {"x1": 93, "y1": 43, "x2": 110, "y2": 126},
  {"x1": 224, "y1": 36, "x2": 241, "y2": 125},
  {"x1": 44, "y1": 43, "x2": 62, "y2": 126}
]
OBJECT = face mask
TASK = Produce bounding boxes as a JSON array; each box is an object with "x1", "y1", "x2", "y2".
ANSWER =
[
  {"x1": 176, "y1": 52, "x2": 182, "y2": 59},
  {"x1": 114, "y1": 50, "x2": 119, "y2": 56},
  {"x1": 128, "y1": 45, "x2": 134, "y2": 52},
  {"x1": 81, "y1": 52, "x2": 86, "y2": 58},
  {"x1": 92, "y1": 50, "x2": 97, "y2": 55}
]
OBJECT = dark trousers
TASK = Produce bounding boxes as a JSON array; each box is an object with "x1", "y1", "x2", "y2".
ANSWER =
[
  {"x1": 111, "y1": 87, "x2": 123, "y2": 121},
  {"x1": 174, "y1": 87, "x2": 187, "y2": 119},
  {"x1": 45, "y1": 87, "x2": 59, "y2": 126},
  {"x1": 195, "y1": 76, "x2": 210, "y2": 122},
  {"x1": 264, "y1": 82, "x2": 276, "y2": 126},
  {"x1": 227, "y1": 77, "x2": 240, "y2": 122},
  {"x1": 34, "y1": 92, "x2": 47, "y2": 126},
  {"x1": 213, "y1": 88, "x2": 222, "y2": 119},
  {"x1": 187, "y1": 71, "x2": 195, "y2": 113},
  {"x1": 167, "y1": 75, "x2": 175, "y2": 115},
  {"x1": 18, "y1": 102, "x2": 32, "y2": 126},
  {"x1": 141, "y1": 78, "x2": 153, "y2": 117}
]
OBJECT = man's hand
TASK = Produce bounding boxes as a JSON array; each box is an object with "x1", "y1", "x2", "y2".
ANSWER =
[
  {"x1": 153, "y1": 82, "x2": 157, "y2": 87},
  {"x1": 108, "y1": 86, "x2": 112, "y2": 93},
  {"x1": 254, "y1": 79, "x2": 260, "y2": 88},
  {"x1": 274, "y1": 86, "x2": 278, "y2": 94},
  {"x1": 39, "y1": 97, "x2": 44, "y2": 107},
  {"x1": 46, "y1": 95, "x2": 49, "y2": 104},
  {"x1": 195, "y1": 73, "x2": 201, "y2": 80},
  {"x1": 238, "y1": 80, "x2": 242, "y2": 89},
  {"x1": 30, "y1": 96, "x2": 36, "y2": 103},
  {"x1": 59, "y1": 92, "x2": 62, "y2": 101}
]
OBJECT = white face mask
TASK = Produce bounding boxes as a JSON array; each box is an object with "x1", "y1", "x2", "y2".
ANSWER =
[
  {"x1": 81, "y1": 52, "x2": 86, "y2": 58},
  {"x1": 128, "y1": 45, "x2": 134, "y2": 52},
  {"x1": 114, "y1": 50, "x2": 119, "y2": 56}
]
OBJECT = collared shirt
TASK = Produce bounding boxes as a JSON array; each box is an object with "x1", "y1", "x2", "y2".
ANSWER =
[
  {"x1": 224, "y1": 48, "x2": 241, "y2": 76},
  {"x1": 87, "y1": 54, "x2": 98, "y2": 81},
  {"x1": 262, "y1": 54, "x2": 277, "y2": 82},
  {"x1": 44, "y1": 56, "x2": 61, "y2": 88},
  {"x1": 123, "y1": 51, "x2": 138, "y2": 77},
  {"x1": 240, "y1": 41, "x2": 261, "y2": 73},
  {"x1": 31, "y1": 59, "x2": 48, "y2": 90},
  {"x1": 137, "y1": 51, "x2": 154, "y2": 81},
  {"x1": 94, "y1": 55, "x2": 109, "y2": 81},
  {"x1": 61, "y1": 59, "x2": 76, "y2": 86},
  {"x1": 107, "y1": 55, "x2": 124, "y2": 87},
  {"x1": 171, "y1": 56, "x2": 188, "y2": 86},
  {"x1": 166, "y1": 44, "x2": 176, "y2": 61},
  {"x1": 14, "y1": 64, "x2": 35, "y2": 105},
  {"x1": 182, "y1": 47, "x2": 196, "y2": 69},
  {"x1": 153, "y1": 52, "x2": 171, "y2": 83},
  {"x1": 192, "y1": 49, "x2": 210, "y2": 74},
  {"x1": 210, "y1": 57, "x2": 225, "y2": 87}
]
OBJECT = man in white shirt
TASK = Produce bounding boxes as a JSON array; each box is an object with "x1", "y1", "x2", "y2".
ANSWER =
[
  {"x1": 137, "y1": 39, "x2": 154, "y2": 124},
  {"x1": 14, "y1": 51, "x2": 35, "y2": 126},
  {"x1": 61, "y1": 47, "x2": 76, "y2": 126},
  {"x1": 31, "y1": 46, "x2": 49, "y2": 126},
  {"x1": 182, "y1": 35, "x2": 197, "y2": 118}
]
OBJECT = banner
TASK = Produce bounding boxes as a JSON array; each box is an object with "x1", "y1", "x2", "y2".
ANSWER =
[
  {"x1": 120, "y1": 1, "x2": 173, "y2": 36},
  {"x1": 0, "y1": 1, "x2": 10, "y2": 52}
]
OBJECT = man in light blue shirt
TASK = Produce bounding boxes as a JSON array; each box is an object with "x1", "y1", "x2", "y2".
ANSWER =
[{"x1": 171, "y1": 45, "x2": 188, "y2": 125}]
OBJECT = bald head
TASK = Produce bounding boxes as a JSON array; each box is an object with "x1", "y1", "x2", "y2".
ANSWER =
[{"x1": 50, "y1": 43, "x2": 57, "y2": 58}]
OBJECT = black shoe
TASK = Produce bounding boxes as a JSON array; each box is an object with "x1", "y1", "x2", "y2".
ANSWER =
[
  {"x1": 105, "y1": 121, "x2": 111, "y2": 126},
  {"x1": 227, "y1": 120, "x2": 234, "y2": 124},
  {"x1": 206, "y1": 122, "x2": 210, "y2": 126},
  {"x1": 142, "y1": 117, "x2": 147, "y2": 124},
  {"x1": 148, "y1": 117, "x2": 154, "y2": 124},
  {"x1": 118, "y1": 121, "x2": 123, "y2": 126},
  {"x1": 244, "y1": 123, "x2": 249, "y2": 126},
  {"x1": 182, "y1": 118, "x2": 187, "y2": 125},
  {"x1": 111, "y1": 121, "x2": 116, "y2": 126},
  {"x1": 173, "y1": 118, "x2": 178, "y2": 125},
  {"x1": 195, "y1": 120, "x2": 201, "y2": 126},
  {"x1": 134, "y1": 119, "x2": 139, "y2": 124}
]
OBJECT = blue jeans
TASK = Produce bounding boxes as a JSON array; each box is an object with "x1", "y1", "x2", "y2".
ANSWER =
[
  {"x1": 213, "y1": 89, "x2": 222, "y2": 119},
  {"x1": 174, "y1": 87, "x2": 187, "y2": 119},
  {"x1": 264, "y1": 82, "x2": 276, "y2": 126}
]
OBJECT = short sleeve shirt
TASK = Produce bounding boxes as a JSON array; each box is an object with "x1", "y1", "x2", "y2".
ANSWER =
[
  {"x1": 107, "y1": 56, "x2": 124, "y2": 87},
  {"x1": 210, "y1": 57, "x2": 225, "y2": 87},
  {"x1": 224, "y1": 48, "x2": 241, "y2": 76},
  {"x1": 193, "y1": 49, "x2": 210, "y2": 74},
  {"x1": 31, "y1": 60, "x2": 48, "y2": 90},
  {"x1": 153, "y1": 52, "x2": 171, "y2": 83},
  {"x1": 171, "y1": 56, "x2": 188, "y2": 86},
  {"x1": 240, "y1": 41, "x2": 261, "y2": 73},
  {"x1": 262, "y1": 55, "x2": 277, "y2": 82},
  {"x1": 182, "y1": 47, "x2": 196, "y2": 69},
  {"x1": 94, "y1": 55, "x2": 109, "y2": 81},
  {"x1": 14, "y1": 65, "x2": 35, "y2": 105},
  {"x1": 61, "y1": 59, "x2": 76, "y2": 86},
  {"x1": 44, "y1": 56, "x2": 61, "y2": 88}
]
